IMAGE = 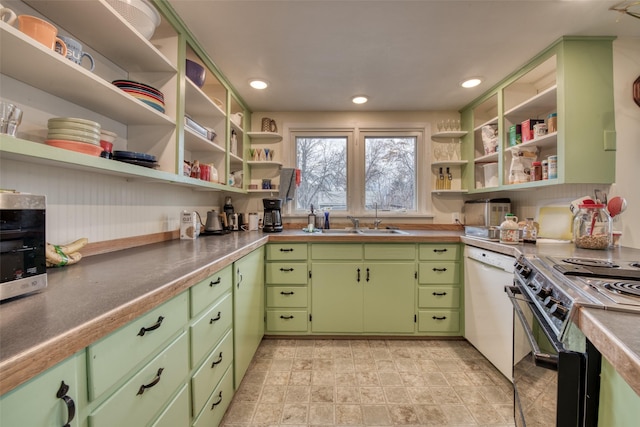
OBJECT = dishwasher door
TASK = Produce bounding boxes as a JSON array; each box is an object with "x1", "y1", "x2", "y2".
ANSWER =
[{"x1": 464, "y1": 245, "x2": 519, "y2": 381}]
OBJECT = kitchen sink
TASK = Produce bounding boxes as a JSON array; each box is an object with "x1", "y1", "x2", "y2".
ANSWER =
[
  {"x1": 356, "y1": 229, "x2": 409, "y2": 235},
  {"x1": 318, "y1": 229, "x2": 359, "y2": 234}
]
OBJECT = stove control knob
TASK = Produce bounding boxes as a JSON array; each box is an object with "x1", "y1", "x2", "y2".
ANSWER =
[
  {"x1": 544, "y1": 296, "x2": 560, "y2": 308},
  {"x1": 550, "y1": 303, "x2": 569, "y2": 320},
  {"x1": 520, "y1": 266, "x2": 532, "y2": 278},
  {"x1": 537, "y1": 287, "x2": 552, "y2": 298}
]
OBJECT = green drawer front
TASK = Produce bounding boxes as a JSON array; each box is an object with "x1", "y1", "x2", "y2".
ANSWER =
[
  {"x1": 89, "y1": 332, "x2": 189, "y2": 427},
  {"x1": 150, "y1": 383, "x2": 190, "y2": 427},
  {"x1": 418, "y1": 310, "x2": 460, "y2": 333},
  {"x1": 190, "y1": 293, "x2": 233, "y2": 367},
  {"x1": 190, "y1": 265, "x2": 233, "y2": 317},
  {"x1": 418, "y1": 244, "x2": 460, "y2": 261},
  {"x1": 311, "y1": 243, "x2": 362, "y2": 260},
  {"x1": 364, "y1": 244, "x2": 416, "y2": 260},
  {"x1": 419, "y1": 262, "x2": 459, "y2": 284},
  {"x1": 192, "y1": 330, "x2": 233, "y2": 417},
  {"x1": 192, "y1": 366, "x2": 234, "y2": 427},
  {"x1": 418, "y1": 286, "x2": 460, "y2": 308},
  {"x1": 266, "y1": 286, "x2": 308, "y2": 308},
  {"x1": 87, "y1": 292, "x2": 188, "y2": 400},
  {"x1": 266, "y1": 262, "x2": 308, "y2": 284},
  {"x1": 266, "y1": 243, "x2": 308, "y2": 260},
  {"x1": 266, "y1": 310, "x2": 309, "y2": 332}
]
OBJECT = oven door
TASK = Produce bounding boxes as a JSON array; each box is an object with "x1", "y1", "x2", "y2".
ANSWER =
[{"x1": 506, "y1": 285, "x2": 586, "y2": 427}]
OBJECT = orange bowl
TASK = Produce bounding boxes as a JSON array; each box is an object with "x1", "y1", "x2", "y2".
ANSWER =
[{"x1": 45, "y1": 139, "x2": 103, "y2": 156}]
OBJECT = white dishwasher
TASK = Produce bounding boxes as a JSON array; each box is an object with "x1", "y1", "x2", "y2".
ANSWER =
[{"x1": 464, "y1": 245, "x2": 522, "y2": 381}]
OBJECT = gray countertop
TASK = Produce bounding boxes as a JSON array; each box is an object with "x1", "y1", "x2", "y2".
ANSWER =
[{"x1": 1, "y1": 230, "x2": 639, "y2": 397}]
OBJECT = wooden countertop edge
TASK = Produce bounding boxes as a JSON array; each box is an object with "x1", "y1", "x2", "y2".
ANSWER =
[{"x1": 576, "y1": 308, "x2": 640, "y2": 396}]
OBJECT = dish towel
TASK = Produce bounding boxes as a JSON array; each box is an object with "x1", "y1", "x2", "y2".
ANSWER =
[{"x1": 279, "y1": 168, "x2": 296, "y2": 203}]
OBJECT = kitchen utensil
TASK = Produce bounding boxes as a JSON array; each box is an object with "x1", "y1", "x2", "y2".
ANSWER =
[
  {"x1": 0, "y1": 4, "x2": 16, "y2": 25},
  {"x1": 204, "y1": 210, "x2": 223, "y2": 232},
  {"x1": 0, "y1": 102, "x2": 22, "y2": 137},
  {"x1": 57, "y1": 35, "x2": 95, "y2": 71},
  {"x1": 607, "y1": 196, "x2": 627, "y2": 218},
  {"x1": 106, "y1": 0, "x2": 160, "y2": 40},
  {"x1": 230, "y1": 112, "x2": 243, "y2": 127},
  {"x1": 45, "y1": 139, "x2": 103, "y2": 156},
  {"x1": 261, "y1": 117, "x2": 278, "y2": 133},
  {"x1": 185, "y1": 59, "x2": 206, "y2": 88}
]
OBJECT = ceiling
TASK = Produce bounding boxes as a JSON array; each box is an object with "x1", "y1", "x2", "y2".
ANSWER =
[{"x1": 166, "y1": 1, "x2": 640, "y2": 112}]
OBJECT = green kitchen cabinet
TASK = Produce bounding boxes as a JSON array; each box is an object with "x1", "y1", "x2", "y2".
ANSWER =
[
  {"x1": 310, "y1": 244, "x2": 416, "y2": 334},
  {"x1": 0, "y1": 351, "x2": 84, "y2": 427},
  {"x1": 597, "y1": 357, "x2": 640, "y2": 427},
  {"x1": 461, "y1": 36, "x2": 616, "y2": 193},
  {"x1": 233, "y1": 247, "x2": 265, "y2": 386}
]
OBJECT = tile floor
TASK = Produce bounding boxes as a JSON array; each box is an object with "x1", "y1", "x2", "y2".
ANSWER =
[{"x1": 220, "y1": 338, "x2": 516, "y2": 426}]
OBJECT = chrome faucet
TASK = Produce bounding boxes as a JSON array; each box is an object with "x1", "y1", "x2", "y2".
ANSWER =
[
  {"x1": 347, "y1": 216, "x2": 360, "y2": 229},
  {"x1": 373, "y1": 203, "x2": 382, "y2": 229}
]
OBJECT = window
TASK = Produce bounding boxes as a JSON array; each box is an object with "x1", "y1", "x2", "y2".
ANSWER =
[{"x1": 293, "y1": 128, "x2": 424, "y2": 215}]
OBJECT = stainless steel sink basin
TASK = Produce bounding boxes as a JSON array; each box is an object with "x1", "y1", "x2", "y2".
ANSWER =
[
  {"x1": 356, "y1": 229, "x2": 409, "y2": 235},
  {"x1": 318, "y1": 229, "x2": 359, "y2": 234}
]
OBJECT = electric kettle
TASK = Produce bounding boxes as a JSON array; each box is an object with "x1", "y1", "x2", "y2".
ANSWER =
[{"x1": 204, "y1": 210, "x2": 223, "y2": 232}]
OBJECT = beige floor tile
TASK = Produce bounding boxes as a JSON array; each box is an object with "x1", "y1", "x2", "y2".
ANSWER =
[
  {"x1": 260, "y1": 385, "x2": 286, "y2": 403},
  {"x1": 285, "y1": 385, "x2": 311, "y2": 403},
  {"x1": 387, "y1": 404, "x2": 420, "y2": 424},
  {"x1": 309, "y1": 403, "x2": 335, "y2": 424},
  {"x1": 335, "y1": 404, "x2": 363, "y2": 424},
  {"x1": 362, "y1": 404, "x2": 392, "y2": 425},
  {"x1": 281, "y1": 403, "x2": 309, "y2": 424}
]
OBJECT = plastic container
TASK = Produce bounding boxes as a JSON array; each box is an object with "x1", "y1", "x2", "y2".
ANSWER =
[
  {"x1": 548, "y1": 155, "x2": 557, "y2": 179},
  {"x1": 499, "y1": 214, "x2": 519, "y2": 245},
  {"x1": 542, "y1": 160, "x2": 549, "y2": 180},
  {"x1": 482, "y1": 163, "x2": 499, "y2": 188},
  {"x1": 573, "y1": 204, "x2": 612, "y2": 250},
  {"x1": 531, "y1": 161, "x2": 542, "y2": 181},
  {"x1": 547, "y1": 113, "x2": 557, "y2": 133}
]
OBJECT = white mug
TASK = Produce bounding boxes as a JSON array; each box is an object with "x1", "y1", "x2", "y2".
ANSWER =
[{"x1": 0, "y1": 3, "x2": 17, "y2": 25}]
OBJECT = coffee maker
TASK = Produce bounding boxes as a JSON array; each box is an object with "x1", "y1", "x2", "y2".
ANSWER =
[{"x1": 262, "y1": 198, "x2": 283, "y2": 232}]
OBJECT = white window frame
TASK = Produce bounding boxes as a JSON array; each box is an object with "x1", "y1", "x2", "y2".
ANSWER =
[{"x1": 287, "y1": 123, "x2": 431, "y2": 218}]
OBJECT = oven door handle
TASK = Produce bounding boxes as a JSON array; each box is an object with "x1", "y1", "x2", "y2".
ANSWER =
[{"x1": 506, "y1": 285, "x2": 559, "y2": 370}]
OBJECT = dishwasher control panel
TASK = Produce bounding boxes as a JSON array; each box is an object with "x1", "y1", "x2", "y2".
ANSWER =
[{"x1": 464, "y1": 246, "x2": 515, "y2": 273}]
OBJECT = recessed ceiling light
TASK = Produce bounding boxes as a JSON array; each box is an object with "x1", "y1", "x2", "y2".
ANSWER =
[
  {"x1": 461, "y1": 78, "x2": 482, "y2": 89},
  {"x1": 249, "y1": 79, "x2": 269, "y2": 90},
  {"x1": 352, "y1": 95, "x2": 368, "y2": 104}
]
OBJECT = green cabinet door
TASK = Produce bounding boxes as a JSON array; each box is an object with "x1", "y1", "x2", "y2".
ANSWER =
[
  {"x1": 0, "y1": 352, "x2": 83, "y2": 427},
  {"x1": 311, "y1": 262, "x2": 363, "y2": 333},
  {"x1": 233, "y1": 247, "x2": 265, "y2": 386},
  {"x1": 364, "y1": 263, "x2": 415, "y2": 333}
]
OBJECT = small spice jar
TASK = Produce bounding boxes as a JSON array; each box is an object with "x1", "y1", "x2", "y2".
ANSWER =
[
  {"x1": 531, "y1": 161, "x2": 542, "y2": 181},
  {"x1": 547, "y1": 113, "x2": 557, "y2": 133},
  {"x1": 573, "y1": 204, "x2": 612, "y2": 250},
  {"x1": 541, "y1": 160, "x2": 549, "y2": 180}
]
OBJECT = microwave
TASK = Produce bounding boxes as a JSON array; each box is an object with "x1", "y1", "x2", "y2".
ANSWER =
[
  {"x1": 0, "y1": 192, "x2": 47, "y2": 301},
  {"x1": 463, "y1": 198, "x2": 511, "y2": 227}
]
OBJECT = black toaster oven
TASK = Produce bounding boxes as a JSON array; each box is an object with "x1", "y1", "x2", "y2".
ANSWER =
[{"x1": 0, "y1": 192, "x2": 47, "y2": 301}]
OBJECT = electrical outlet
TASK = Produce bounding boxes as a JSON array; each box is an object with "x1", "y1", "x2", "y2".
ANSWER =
[{"x1": 452, "y1": 212, "x2": 461, "y2": 223}]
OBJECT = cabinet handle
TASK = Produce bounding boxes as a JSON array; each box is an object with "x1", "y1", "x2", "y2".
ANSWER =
[
  {"x1": 136, "y1": 368, "x2": 164, "y2": 395},
  {"x1": 432, "y1": 292, "x2": 447, "y2": 296},
  {"x1": 433, "y1": 248, "x2": 448, "y2": 253},
  {"x1": 357, "y1": 268, "x2": 361, "y2": 282},
  {"x1": 280, "y1": 248, "x2": 294, "y2": 252},
  {"x1": 209, "y1": 277, "x2": 221, "y2": 287},
  {"x1": 209, "y1": 312, "x2": 222, "y2": 324},
  {"x1": 211, "y1": 351, "x2": 224, "y2": 367},
  {"x1": 210, "y1": 391, "x2": 223, "y2": 409},
  {"x1": 56, "y1": 381, "x2": 75, "y2": 427},
  {"x1": 280, "y1": 315, "x2": 295, "y2": 320},
  {"x1": 280, "y1": 291, "x2": 295, "y2": 295},
  {"x1": 280, "y1": 267, "x2": 295, "y2": 272},
  {"x1": 137, "y1": 316, "x2": 164, "y2": 336},
  {"x1": 366, "y1": 268, "x2": 370, "y2": 282},
  {"x1": 432, "y1": 267, "x2": 447, "y2": 272},
  {"x1": 237, "y1": 269, "x2": 243, "y2": 288},
  {"x1": 432, "y1": 316, "x2": 447, "y2": 320}
]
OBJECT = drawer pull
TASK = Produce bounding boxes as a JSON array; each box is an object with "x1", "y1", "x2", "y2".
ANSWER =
[
  {"x1": 137, "y1": 316, "x2": 165, "y2": 336},
  {"x1": 136, "y1": 368, "x2": 164, "y2": 395},
  {"x1": 280, "y1": 291, "x2": 295, "y2": 295},
  {"x1": 366, "y1": 267, "x2": 370, "y2": 282},
  {"x1": 432, "y1": 292, "x2": 447, "y2": 296},
  {"x1": 280, "y1": 315, "x2": 295, "y2": 320},
  {"x1": 280, "y1": 267, "x2": 295, "y2": 272},
  {"x1": 211, "y1": 351, "x2": 224, "y2": 367},
  {"x1": 357, "y1": 268, "x2": 361, "y2": 282},
  {"x1": 209, "y1": 277, "x2": 222, "y2": 287},
  {"x1": 432, "y1": 316, "x2": 447, "y2": 320},
  {"x1": 279, "y1": 248, "x2": 294, "y2": 252},
  {"x1": 433, "y1": 248, "x2": 448, "y2": 253},
  {"x1": 432, "y1": 267, "x2": 448, "y2": 272},
  {"x1": 56, "y1": 381, "x2": 75, "y2": 427},
  {"x1": 210, "y1": 391, "x2": 223, "y2": 409},
  {"x1": 209, "y1": 312, "x2": 222, "y2": 324}
]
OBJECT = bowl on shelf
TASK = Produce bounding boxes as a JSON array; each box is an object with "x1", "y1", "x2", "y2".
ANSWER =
[
  {"x1": 186, "y1": 59, "x2": 206, "y2": 88},
  {"x1": 45, "y1": 139, "x2": 104, "y2": 156},
  {"x1": 106, "y1": 0, "x2": 161, "y2": 40}
]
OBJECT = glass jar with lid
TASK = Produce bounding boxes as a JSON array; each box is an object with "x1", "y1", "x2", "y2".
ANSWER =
[
  {"x1": 573, "y1": 204, "x2": 612, "y2": 250},
  {"x1": 522, "y1": 218, "x2": 537, "y2": 244},
  {"x1": 499, "y1": 213, "x2": 519, "y2": 245}
]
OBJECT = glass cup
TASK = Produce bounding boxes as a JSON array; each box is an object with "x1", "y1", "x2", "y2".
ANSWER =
[{"x1": 0, "y1": 101, "x2": 23, "y2": 137}]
